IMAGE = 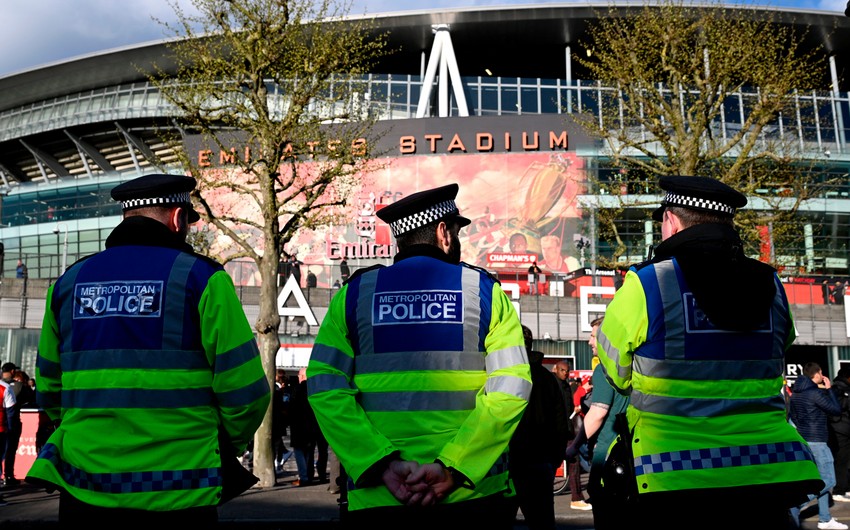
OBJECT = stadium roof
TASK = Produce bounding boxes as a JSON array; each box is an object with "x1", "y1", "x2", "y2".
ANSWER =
[{"x1": 1, "y1": 3, "x2": 848, "y2": 113}]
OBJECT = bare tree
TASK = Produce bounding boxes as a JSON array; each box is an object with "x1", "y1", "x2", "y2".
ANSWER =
[
  {"x1": 574, "y1": 0, "x2": 829, "y2": 270},
  {"x1": 149, "y1": 0, "x2": 388, "y2": 488}
]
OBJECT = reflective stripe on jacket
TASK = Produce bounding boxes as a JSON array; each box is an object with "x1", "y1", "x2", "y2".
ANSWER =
[
  {"x1": 28, "y1": 244, "x2": 269, "y2": 511},
  {"x1": 598, "y1": 257, "x2": 820, "y2": 495},
  {"x1": 308, "y1": 255, "x2": 530, "y2": 511}
]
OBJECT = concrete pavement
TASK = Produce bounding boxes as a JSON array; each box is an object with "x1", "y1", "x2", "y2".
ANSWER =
[
  {"x1": 0, "y1": 475, "x2": 597, "y2": 529},
  {"x1": 3, "y1": 463, "x2": 850, "y2": 529}
]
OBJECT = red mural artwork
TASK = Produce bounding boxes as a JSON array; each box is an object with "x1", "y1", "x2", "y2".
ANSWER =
[
  {"x1": 306, "y1": 151, "x2": 585, "y2": 288},
  {"x1": 210, "y1": 151, "x2": 586, "y2": 287}
]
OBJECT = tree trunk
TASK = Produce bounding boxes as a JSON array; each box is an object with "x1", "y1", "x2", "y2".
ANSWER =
[{"x1": 253, "y1": 259, "x2": 282, "y2": 488}]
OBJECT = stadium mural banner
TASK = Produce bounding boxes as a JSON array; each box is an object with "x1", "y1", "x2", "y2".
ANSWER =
[{"x1": 185, "y1": 115, "x2": 592, "y2": 288}]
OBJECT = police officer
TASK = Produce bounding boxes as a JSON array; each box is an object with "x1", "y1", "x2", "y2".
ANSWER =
[
  {"x1": 307, "y1": 183, "x2": 530, "y2": 529},
  {"x1": 28, "y1": 174, "x2": 270, "y2": 526},
  {"x1": 597, "y1": 175, "x2": 822, "y2": 528}
]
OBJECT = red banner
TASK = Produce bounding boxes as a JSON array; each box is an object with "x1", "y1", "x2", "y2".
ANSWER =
[{"x1": 16, "y1": 410, "x2": 40, "y2": 477}]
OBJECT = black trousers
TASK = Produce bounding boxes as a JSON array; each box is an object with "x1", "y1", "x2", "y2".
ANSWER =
[
  {"x1": 511, "y1": 461, "x2": 556, "y2": 529},
  {"x1": 316, "y1": 435, "x2": 329, "y2": 481},
  {"x1": 4, "y1": 423, "x2": 21, "y2": 479},
  {"x1": 833, "y1": 432, "x2": 850, "y2": 495},
  {"x1": 343, "y1": 493, "x2": 516, "y2": 530},
  {"x1": 587, "y1": 465, "x2": 629, "y2": 530},
  {"x1": 59, "y1": 490, "x2": 218, "y2": 530},
  {"x1": 598, "y1": 488, "x2": 793, "y2": 530}
]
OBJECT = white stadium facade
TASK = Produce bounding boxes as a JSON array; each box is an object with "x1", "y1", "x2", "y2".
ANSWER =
[{"x1": 0, "y1": 3, "x2": 849, "y2": 379}]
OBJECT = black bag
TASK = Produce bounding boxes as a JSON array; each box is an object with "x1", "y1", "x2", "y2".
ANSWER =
[{"x1": 602, "y1": 413, "x2": 638, "y2": 504}]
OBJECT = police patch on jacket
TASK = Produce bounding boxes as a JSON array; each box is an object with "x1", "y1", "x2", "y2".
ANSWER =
[
  {"x1": 373, "y1": 290, "x2": 463, "y2": 326},
  {"x1": 75, "y1": 281, "x2": 163, "y2": 318}
]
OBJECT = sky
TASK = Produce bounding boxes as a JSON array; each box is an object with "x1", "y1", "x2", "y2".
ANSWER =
[{"x1": 0, "y1": 0, "x2": 845, "y2": 77}]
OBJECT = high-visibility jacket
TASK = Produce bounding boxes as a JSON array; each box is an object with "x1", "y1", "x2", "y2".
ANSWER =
[
  {"x1": 598, "y1": 257, "x2": 821, "y2": 496},
  {"x1": 27, "y1": 217, "x2": 270, "y2": 511},
  {"x1": 307, "y1": 250, "x2": 530, "y2": 511}
]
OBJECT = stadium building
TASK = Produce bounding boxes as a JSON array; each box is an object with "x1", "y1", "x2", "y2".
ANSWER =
[{"x1": 0, "y1": 3, "x2": 848, "y2": 378}]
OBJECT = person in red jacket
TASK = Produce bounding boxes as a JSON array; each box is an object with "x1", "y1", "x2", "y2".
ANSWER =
[{"x1": 567, "y1": 374, "x2": 592, "y2": 511}]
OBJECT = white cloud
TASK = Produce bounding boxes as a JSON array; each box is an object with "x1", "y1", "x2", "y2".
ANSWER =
[
  {"x1": 816, "y1": 0, "x2": 847, "y2": 12},
  {"x1": 0, "y1": 0, "x2": 834, "y2": 78},
  {"x1": 0, "y1": 0, "x2": 195, "y2": 76}
]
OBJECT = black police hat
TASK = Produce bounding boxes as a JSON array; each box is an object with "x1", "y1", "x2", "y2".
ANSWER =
[
  {"x1": 376, "y1": 183, "x2": 471, "y2": 237},
  {"x1": 111, "y1": 174, "x2": 200, "y2": 223},
  {"x1": 651, "y1": 175, "x2": 747, "y2": 222}
]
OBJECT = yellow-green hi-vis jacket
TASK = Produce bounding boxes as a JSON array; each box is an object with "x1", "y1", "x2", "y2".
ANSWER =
[
  {"x1": 598, "y1": 258, "x2": 821, "y2": 499},
  {"x1": 307, "y1": 253, "x2": 531, "y2": 511}
]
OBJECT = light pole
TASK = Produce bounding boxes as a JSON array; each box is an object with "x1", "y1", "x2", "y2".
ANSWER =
[{"x1": 54, "y1": 223, "x2": 68, "y2": 276}]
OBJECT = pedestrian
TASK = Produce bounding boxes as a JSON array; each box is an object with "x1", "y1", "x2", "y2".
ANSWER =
[
  {"x1": 339, "y1": 257, "x2": 350, "y2": 283},
  {"x1": 273, "y1": 369, "x2": 292, "y2": 474},
  {"x1": 307, "y1": 183, "x2": 530, "y2": 529},
  {"x1": 791, "y1": 363, "x2": 847, "y2": 529},
  {"x1": 566, "y1": 372, "x2": 592, "y2": 511},
  {"x1": 509, "y1": 325, "x2": 571, "y2": 529},
  {"x1": 0, "y1": 362, "x2": 22, "y2": 487},
  {"x1": 27, "y1": 173, "x2": 270, "y2": 526},
  {"x1": 289, "y1": 367, "x2": 327, "y2": 487},
  {"x1": 550, "y1": 359, "x2": 583, "y2": 509},
  {"x1": 12, "y1": 370, "x2": 35, "y2": 409},
  {"x1": 278, "y1": 254, "x2": 291, "y2": 284},
  {"x1": 15, "y1": 259, "x2": 26, "y2": 279},
  {"x1": 832, "y1": 281, "x2": 846, "y2": 306},
  {"x1": 0, "y1": 374, "x2": 13, "y2": 507},
  {"x1": 597, "y1": 175, "x2": 822, "y2": 528},
  {"x1": 829, "y1": 367, "x2": 850, "y2": 504},
  {"x1": 574, "y1": 374, "x2": 592, "y2": 418},
  {"x1": 527, "y1": 260, "x2": 542, "y2": 295},
  {"x1": 289, "y1": 253, "x2": 302, "y2": 286},
  {"x1": 565, "y1": 316, "x2": 629, "y2": 529},
  {"x1": 551, "y1": 359, "x2": 576, "y2": 435}
]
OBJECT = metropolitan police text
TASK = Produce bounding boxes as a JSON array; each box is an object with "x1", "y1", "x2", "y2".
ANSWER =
[
  {"x1": 75, "y1": 281, "x2": 163, "y2": 318},
  {"x1": 374, "y1": 291, "x2": 462, "y2": 325}
]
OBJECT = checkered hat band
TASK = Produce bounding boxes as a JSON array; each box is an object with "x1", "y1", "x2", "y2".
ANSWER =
[
  {"x1": 390, "y1": 200, "x2": 458, "y2": 237},
  {"x1": 121, "y1": 192, "x2": 191, "y2": 210},
  {"x1": 664, "y1": 192, "x2": 735, "y2": 215}
]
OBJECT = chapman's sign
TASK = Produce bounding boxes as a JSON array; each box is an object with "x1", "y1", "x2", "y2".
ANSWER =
[
  {"x1": 184, "y1": 114, "x2": 590, "y2": 166},
  {"x1": 487, "y1": 252, "x2": 537, "y2": 265}
]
